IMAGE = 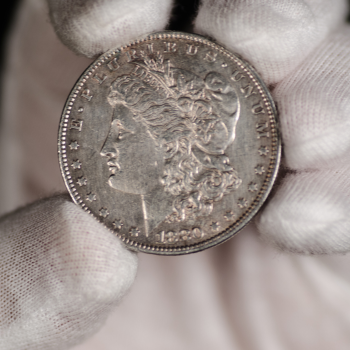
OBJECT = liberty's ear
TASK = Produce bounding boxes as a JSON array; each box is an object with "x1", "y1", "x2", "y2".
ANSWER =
[
  {"x1": 194, "y1": 120, "x2": 229, "y2": 155},
  {"x1": 192, "y1": 145, "x2": 234, "y2": 172}
]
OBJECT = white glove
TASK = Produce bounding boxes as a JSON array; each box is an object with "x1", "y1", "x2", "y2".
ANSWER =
[
  {"x1": 196, "y1": 0, "x2": 350, "y2": 254},
  {"x1": 1, "y1": 0, "x2": 350, "y2": 349},
  {"x1": 0, "y1": 195, "x2": 137, "y2": 349},
  {"x1": 0, "y1": 0, "x2": 171, "y2": 349}
]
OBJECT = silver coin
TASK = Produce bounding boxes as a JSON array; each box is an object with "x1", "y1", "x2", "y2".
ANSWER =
[{"x1": 58, "y1": 31, "x2": 281, "y2": 255}]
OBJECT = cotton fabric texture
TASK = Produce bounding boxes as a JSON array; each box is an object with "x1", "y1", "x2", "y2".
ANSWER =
[{"x1": 1, "y1": 0, "x2": 350, "y2": 349}]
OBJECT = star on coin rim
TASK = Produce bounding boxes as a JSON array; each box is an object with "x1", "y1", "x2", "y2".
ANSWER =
[{"x1": 58, "y1": 31, "x2": 281, "y2": 256}]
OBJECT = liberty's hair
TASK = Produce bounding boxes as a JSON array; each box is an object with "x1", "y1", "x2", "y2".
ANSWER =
[{"x1": 108, "y1": 73, "x2": 241, "y2": 222}]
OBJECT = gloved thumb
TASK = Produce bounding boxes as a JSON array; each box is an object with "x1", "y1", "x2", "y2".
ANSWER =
[{"x1": 0, "y1": 195, "x2": 137, "y2": 350}]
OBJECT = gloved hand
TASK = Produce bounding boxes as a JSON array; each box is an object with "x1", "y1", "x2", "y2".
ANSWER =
[
  {"x1": 0, "y1": 0, "x2": 172, "y2": 349},
  {"x1": 195, "y1": 0, "x2": 350, "y2": 254},
  {"x1": 1, "y1": 0, "x2": 350, "y2": 349}
]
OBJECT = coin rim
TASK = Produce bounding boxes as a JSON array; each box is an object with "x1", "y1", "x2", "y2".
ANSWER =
[{"x1": 58, "y1": 31, "x2": 281, "y2": 255}]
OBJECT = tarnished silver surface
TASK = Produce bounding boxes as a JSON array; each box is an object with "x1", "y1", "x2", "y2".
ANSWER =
[{"x1": 58, "y1": 31, "x2": 280, "y2": 255}]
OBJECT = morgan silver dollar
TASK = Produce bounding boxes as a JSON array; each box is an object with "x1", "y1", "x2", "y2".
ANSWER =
[{"x1": 58, "y1": 31, "x2": 281, "y2": 255}]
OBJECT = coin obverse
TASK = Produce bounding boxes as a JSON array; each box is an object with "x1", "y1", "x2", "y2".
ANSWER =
[{"x1": 58, "y1": 31, "x2": 281, "y2": 255}]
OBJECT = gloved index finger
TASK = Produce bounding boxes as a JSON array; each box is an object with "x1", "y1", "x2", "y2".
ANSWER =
[
  {"x1": 194, "y1": 0, "x2": 348, "y2": 85},
  {"x1": 47, "y1": 0, "x2": 174, "y2": 58}
]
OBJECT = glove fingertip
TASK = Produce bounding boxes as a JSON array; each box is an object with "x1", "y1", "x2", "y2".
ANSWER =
[
  {"x1": 47, "y1": 0, "x2": 174, "y2": 57},
  {"x1": 257, "y1": 170, "x2": 350, "y2": 255},
  {"x1": 194, "y1": 0, "x2": 348, "y2": 84}
]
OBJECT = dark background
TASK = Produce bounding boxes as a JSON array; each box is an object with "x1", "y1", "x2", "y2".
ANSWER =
[{"x1": 0, "y1": 1, "x2": 20, "y2": 70}]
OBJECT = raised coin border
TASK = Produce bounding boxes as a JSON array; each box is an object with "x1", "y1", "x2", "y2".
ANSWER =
[{"x1": 58, "y1": 31, "x2": 281, "y2": 255}]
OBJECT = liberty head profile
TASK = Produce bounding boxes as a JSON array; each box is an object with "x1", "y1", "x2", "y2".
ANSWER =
[{"x1": 100, "y1": 58, "x2": 242, "y2": 236}]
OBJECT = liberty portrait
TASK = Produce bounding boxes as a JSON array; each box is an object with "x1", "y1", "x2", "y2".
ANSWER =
[{"x1": 100, "y1": 53, "x2": 242, "y2": 236}]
